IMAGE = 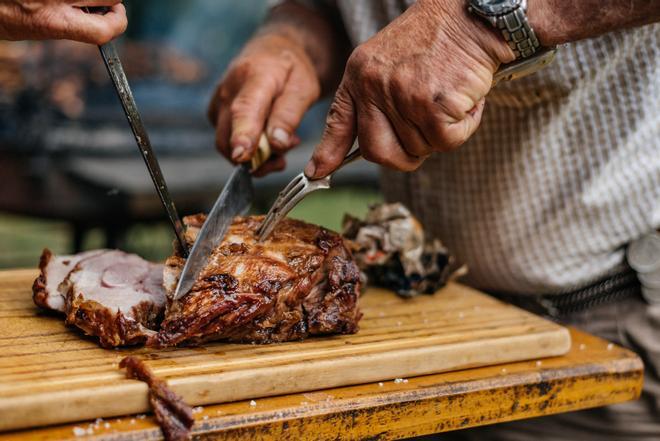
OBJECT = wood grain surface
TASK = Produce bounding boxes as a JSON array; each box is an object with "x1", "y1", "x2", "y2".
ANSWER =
[
  {"x1": 1, "y1": 329, "x2": 642, "y2": 441},
  {"x1": 0, "y1": 269, "x2": 571, "y2": 432}
]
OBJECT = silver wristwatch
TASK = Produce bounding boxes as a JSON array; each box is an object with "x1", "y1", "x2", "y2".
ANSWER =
[{"x1": 468, "y1": 0, "x2": 557, "y2": 84}]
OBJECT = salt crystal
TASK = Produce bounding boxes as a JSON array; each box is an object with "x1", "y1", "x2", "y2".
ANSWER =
[
  {"x1": 192, "y1": 406, "x2": 204, "y2": 414},
  {"x1": 129, "y1": 419, "x2": 136, "y2": 424},
  {"x1": 137, "y1": 414, "x2": 146, "y2": 420},
  {"x1": 217, "y1": 410, "x2": 223, "y2": 415},
  {"x1": 86, "y1": 428, "x2": 94, "y2": 435},
  {"x1": 378, "y1": 382, "x2": 384, "y2": 387},
  {"x1": 579, "y1": 343, "x2": 586, "y2": 350},
  {"x1": 203, "y1": 415, "x2": 209, "y2": 420},
  {"x1": 402, "y1": 379, "x2": 408, "y2": 383},
  {"x1": 394, "y1": 378, "x2": 403, "y2": 384},
  {"x1": 249, "y1": 400, "x2": 257, "y2": 407},
  {"x1": 72, "y1": 427, "x2": 86, "y2": 436},
  {"x1": 535, "y1": 361, "x2": 543, "y2": 367},
  {"x1": 607, "y1": 343, "x2": 614, "y2": 351},
  {"x1": 95, "y1": 418, "x2": 103, "y2": 424},
  {"x1": 501, "y1": 368, "x2": 507, "y2": 373},
  {"x1": 104, "y1": 423, "x2": 111, "y2": 429}
]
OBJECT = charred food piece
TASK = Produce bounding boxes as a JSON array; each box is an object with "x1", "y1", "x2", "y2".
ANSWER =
[
  {"x1": 120, "y1": 356, "x2": 194, "y2": 441},
  {"x1": 149, "y1": 215, "x2": 362, "y2": 347},
  {"x1": 32, "y1": 249, "x2": 167, "y2": 347},
  {"x1": 342, "y1": 203, "x2": 457, "y2": 297}
]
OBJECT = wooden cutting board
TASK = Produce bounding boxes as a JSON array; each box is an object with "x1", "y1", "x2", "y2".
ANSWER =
[{"x1": 0, "y1": 269, "x2": 571, "y2": 432}]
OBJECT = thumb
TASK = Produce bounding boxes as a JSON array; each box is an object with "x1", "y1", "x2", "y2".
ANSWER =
[{"x1": 305, "y1": 83, "x2": 357, "y2": 179}]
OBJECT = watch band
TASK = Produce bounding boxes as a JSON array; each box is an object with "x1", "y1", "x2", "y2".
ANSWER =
[{"x1": 496, "y1": 4, "x2": 540, "y2": 59}]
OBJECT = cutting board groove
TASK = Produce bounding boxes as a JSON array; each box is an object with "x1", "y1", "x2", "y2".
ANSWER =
[{"x1": 0, "y1": 269, "x2": 570, "y2": 431}]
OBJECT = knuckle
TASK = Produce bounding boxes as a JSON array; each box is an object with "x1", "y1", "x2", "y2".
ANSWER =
[
  {"x1": 229, "y1": 98, "x2": 251, "y2": 117},
  {"x1": 324, "y1": 100, "x2": 350, "y2": 129},
  {"x1": 346, "y1": 46, "x2": 379, "y2": 81}
]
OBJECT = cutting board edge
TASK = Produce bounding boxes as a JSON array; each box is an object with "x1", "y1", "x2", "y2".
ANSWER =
[{"x1": 0, "y1": 327, "x2": 570, "y2": 432}]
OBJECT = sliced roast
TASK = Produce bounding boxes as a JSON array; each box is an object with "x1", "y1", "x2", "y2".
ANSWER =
[
  {"x1": 32, "y1": 248, "x2": 105, "y2": 312},
  {"x1": 33, "y1": 249, "x2": 167, "y2": 347}
]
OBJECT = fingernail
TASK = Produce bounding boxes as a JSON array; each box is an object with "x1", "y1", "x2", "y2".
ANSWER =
[
  {"x1": 231, "y1": 136, "x2": 250, "y2": 160},
  {"x1": 271, "y1": 127, "x2": 290, "y2": 146},
  {"x1": 231, "y1": 146, "x2": 245, "y2": 161},
  {"x1": 304, "y1": 160, "x2": 316, "y2": 178}
]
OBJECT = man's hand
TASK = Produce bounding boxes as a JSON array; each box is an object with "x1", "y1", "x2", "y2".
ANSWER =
[
  {"x1": 305, "y1": 0, "x2": 515, "y2": 178},
  {"x1": 208, "y1": 33, "x2": 321, "y2": 176},
  {"x1": 0, "y1": 1, "x2": 127, "y2": 45}
]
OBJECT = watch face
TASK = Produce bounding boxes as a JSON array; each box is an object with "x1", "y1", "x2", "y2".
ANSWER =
[{"x1": 469, "y1": 0, "x2": 521, "y2": 15}]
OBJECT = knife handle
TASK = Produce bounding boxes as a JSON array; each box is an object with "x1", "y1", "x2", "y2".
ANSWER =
[{"x1": 250, "y1": 133, "x2": 272, "y2": 172}]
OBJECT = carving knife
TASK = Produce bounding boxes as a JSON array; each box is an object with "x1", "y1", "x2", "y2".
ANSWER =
[
  {"x1": 85, "y1": 7, "x2": 188, "y2": 255},
  {"x1": 173, "y1": 135, "x2": 271, "y2": 300}
]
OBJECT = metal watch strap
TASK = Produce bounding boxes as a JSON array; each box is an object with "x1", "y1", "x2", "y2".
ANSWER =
[{"x1": 496, "y1": 4, "x2": 541, "y2": 59}]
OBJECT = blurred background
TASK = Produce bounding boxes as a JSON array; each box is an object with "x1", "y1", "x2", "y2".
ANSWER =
[{"x1": 0, "y1": 0, "x2": 381, "y2": 268}]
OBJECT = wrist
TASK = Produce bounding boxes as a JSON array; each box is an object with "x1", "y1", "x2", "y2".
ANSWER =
[
  {"x1": 262, "y1": 2, "x2": 346, "y2": 92},
  {"x1": 421, "y1": 0, "x2": 516, "y2": 69}
]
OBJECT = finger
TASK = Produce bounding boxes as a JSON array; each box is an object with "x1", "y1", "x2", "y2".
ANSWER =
[
  {"x1": 439, "y1": 97, "x2": 486, "y2": 151},
  {"x1": 357, "y1": 103, "x2": 426, "y2": 172},
  {"x1": 65, "y1": 3, "x2": 127, "y2": 44},
  {"x1": 252, "y1": 155, "x2": 287, "y2": 178},
  {"x1": 229, "y1": 73, "x2": 282, "y2": 163},
  {"x1": 387, "y1": 107, "x2": 433, "y2": 157},
  {"x1": 305, "y1": 83, "x2": 357, "y2": 179},
  {"x1": 214, "y1": 102, "x2": 233, "y2": 160},
  {"x1": 266, "y1": 69, "x2": 319, "y2": 152}
]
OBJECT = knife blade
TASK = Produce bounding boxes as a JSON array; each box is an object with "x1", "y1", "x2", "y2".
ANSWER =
[{"x1": 173, "y1": 135, "x2": 271, "y2": 300}]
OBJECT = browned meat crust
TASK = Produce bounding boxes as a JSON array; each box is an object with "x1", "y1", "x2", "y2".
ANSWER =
[
  {"x1": 65, "y1": 297, "x2": 163, "y2": 348},
  {"x1": 149, "y1": 215, "x2": 362, "y2": 347},
  {"x1": 120, "y1": 356, "x2": 194, "y2": 441},
  {"x1": 31, "y1": 248, "x2": 52, "y2": 310}
]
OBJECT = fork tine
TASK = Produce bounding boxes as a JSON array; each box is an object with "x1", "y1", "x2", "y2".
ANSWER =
[
  {"x1": 258, "y1": 184, "x2": 310, "y2": 241},
  {"x1": 258, "y1": 181, "x2": 331, "y2": 241},
  {"x1": 257, "y1": 174, "x2": 307, "y2": 240},
  {"x1": 278, "y1": 173, "x2": 305, "y2": 198}
]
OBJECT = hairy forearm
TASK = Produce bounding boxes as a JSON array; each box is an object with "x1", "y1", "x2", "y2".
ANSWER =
[
  {"x1": 259, "y1": 1, "x2": 351, "y2": 94},
  {"x1": 529, "y1": 0, "x2": 660, "y2": 46}
]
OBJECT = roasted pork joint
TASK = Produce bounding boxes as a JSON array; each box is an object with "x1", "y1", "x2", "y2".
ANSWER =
[
  {"x1": 149, "y1": 215, "x2": 362, "y2": 347},
  {"x1": 32, "y1": 249, "x2": 167, "y2": 347}
]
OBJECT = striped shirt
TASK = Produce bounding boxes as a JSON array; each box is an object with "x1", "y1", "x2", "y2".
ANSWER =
[{"x1": 277, "y1": 1, "x2": 660, "y2": 295}]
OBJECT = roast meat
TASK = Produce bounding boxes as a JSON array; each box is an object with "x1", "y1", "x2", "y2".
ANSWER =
[
  {"x1": 149, "y1": 215, "x2": 362, "y2": 347},
  {"x1": 33, "y1": 249, "x2": 167, "y2": 347}
]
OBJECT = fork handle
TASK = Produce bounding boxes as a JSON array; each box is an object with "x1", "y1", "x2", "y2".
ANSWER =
[{"x1": 337, "y1": 147, "x2": 362, "y2": 170}]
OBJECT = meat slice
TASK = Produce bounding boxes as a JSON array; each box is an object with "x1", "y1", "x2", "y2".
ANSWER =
[
  {"x1": 32, "y1": 249, "x2": 167, "y2": 348},
  {"x1": 149, "y1": 215, "x2": 362, "y2": 347},
  {"x1": 32, "y1": 248, "x2": 104, "y2": 312}
]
